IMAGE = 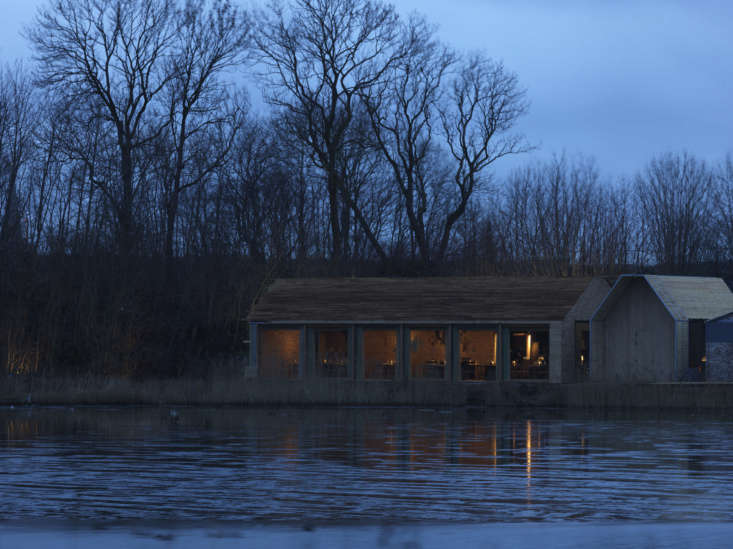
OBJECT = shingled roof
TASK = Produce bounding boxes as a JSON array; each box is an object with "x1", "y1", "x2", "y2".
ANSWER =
[
  {"x1": 248, "y1": 277, "x2": 594, "y2": 323},
  {"x1": 593, "y1": 274, "x2": 733, "y2": 321}
]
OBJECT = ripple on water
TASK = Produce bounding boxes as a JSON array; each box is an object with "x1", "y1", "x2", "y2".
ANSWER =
[{"x1": 2, "y1": 407, "x2": 733, "y2": 522}]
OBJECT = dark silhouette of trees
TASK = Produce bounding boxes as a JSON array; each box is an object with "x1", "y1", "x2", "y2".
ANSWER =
[
  {"x1": 496, "y1": 155, "x2": 632, "y2": 276},
  {"x1": 255, "y1": 0, "x2": 405, "y2": 265},
  {"x1": 717, "y1": 156, "x2": 733, "y2": 264},
  {"x1": 634, "y1": 153, "x2": 717, "y2": 273},
  {"x1": 159, "y1": 0, "x2": 250, "y2": 262},
  {"x1": 0, "y1": 64, "x2": 36, "y2": 250},
  {"x1": 29, "y1": 0, "x2": 179, "y2": 260},
  {"x1": 364, "y1": 18, "x2": 455, "y2": 266},
  {"x1": 0, "y1": 0, "x2": 730, "y2": 378},
  {"x1": 436, "y1": 55, "x2": 530, "y2": 264}
]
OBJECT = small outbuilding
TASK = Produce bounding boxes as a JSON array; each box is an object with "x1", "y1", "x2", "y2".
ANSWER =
[
  {"x1": 247, "y1": 277, "x2": 610, "y2": 385},
  {"x1": 706, "y1": 312, "x2": 733, "y2": 381},
  {"x1": 590, "y1": 275, "x2": 733, "y2": 383}
]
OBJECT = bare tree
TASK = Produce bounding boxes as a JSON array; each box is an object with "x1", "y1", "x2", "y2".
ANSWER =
[
  {"x1": 254, "y1": 0, "x2": 406, "y2": 264},
  {"x1": 224, "y1": 119, "x2": 282, "y2": 262},
  {"x1": 495, "y1": 155, "x2": 634, "y2": 275},
  {"x1": 50, "y1": 97, "x2": 120, "y2": 254},
  {"x1": 634, "y1": 152, "x2": 717, "y2": 272},
  {"x1": 27, "y1": 97, "x2": 65, "y2": 252},
  {"x1": 437, "y1": 55, "x2": 530, "y2": 264},
  {"x1": 716, "y1": 155, "x2": 733, "y2": 265},
  {"x1": 0, "y1": 64, "x2": 36, "y2": 249},
  {"x1": 159, "y1": 0, "x2": 250, "y2": 261},
  {"x1": 29, "y1": 0, "x2": 178, "y2": 259},
  {"x1": 364, "y1": 17, "x2": 455, "y2": 266},
  {"x1": 581, "y1": 178, "x2": 634, "y2": 273},
  {"x1": 366, "y1": 27, "x2": 530, "y2": 268}
]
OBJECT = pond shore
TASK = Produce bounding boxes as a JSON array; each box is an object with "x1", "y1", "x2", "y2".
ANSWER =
[
  {"x1": 2, "y1": 522, "x2": 733, "y2": 549},
  {"x1": 3, "y1": 375, "x2": 733, "y2": 408}
]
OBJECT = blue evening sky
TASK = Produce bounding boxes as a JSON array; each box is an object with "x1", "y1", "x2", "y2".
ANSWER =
[{"x1": 2, "y1": 0, "x2": 732, "y2": 179}]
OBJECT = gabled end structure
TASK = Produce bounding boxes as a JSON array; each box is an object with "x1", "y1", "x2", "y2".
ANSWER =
[{"x1": 590, "y1": 275, "x2": 733, "y2": 382}]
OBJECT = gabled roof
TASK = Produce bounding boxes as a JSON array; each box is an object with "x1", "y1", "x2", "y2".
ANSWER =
[
  {"x1": 248, "y1": 277, "x2": 594, "y2": 323},
  {"x1": 593, "y1": 274, "x2": 733, "y2": 322},
  {"x1": 707, "y1": 311, "x2": 733, "y2": 324}
]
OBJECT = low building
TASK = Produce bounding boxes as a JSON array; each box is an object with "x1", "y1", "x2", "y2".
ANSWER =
[
  {"x1": 590, "y1": 275, "x2": 733, "y2": 383},
  {"x1": 707, "y1": 312, "x2": 733, "y2": 381},
  {"x1": 247, "y1": 277, "x2": 610, "y2": 385}
]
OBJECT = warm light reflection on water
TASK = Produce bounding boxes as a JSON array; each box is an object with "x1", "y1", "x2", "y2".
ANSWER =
[
  {"x1": 5, "y1": 418, "x2": 39, "y2": 443},
  {"x1": 2, "y1": 407, "x2": 733, "y2": 523},
  {"x1": 526, "y1": 420, "x2": 532, "y2": 482}
]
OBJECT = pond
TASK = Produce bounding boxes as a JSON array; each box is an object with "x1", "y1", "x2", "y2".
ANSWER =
[{"x1": 1, "y1": 406, "x2": 732, "y2": 546}]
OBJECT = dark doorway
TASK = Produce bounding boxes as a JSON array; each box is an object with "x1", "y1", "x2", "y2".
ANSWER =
[
  {"x1": 575, "y1": 321, "x2": 590, "y2": 379},
  {"x1": 687, "y1": 319, "x2": 706, "y2": 381}
]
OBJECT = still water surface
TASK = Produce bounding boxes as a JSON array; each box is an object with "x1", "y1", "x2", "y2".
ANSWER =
[{"x1": 1, "y1": 406, "x2": 732, "y2": 524}]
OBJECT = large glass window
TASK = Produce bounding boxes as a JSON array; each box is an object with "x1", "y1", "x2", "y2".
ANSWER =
[
  {"x1": 409, "y1": 329, "x2": 446, "y2": 379},
  {"x1": 316, "y1": 329, "x2": 349, "y2": 378},
  {"x1": 364, "y1": 329, "x2": 398, "y2": 380},
  {"x1": 459, "y1": 329, "x2": 498, "y2": 381},
  {"x1": 258, "y1": 328, "x2": 300, "y2": 378},
  {"x1": 509, "y1": 329, "x2": 549, "y2": 380}
]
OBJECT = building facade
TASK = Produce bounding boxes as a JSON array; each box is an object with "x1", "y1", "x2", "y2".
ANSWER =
[
  {"x1": 707, "y1": 312, "x2": 733, "y2": 381},
  {"x1": 590, "y1": 275, "x2": 733, "y2": 383},
  {"x1": 247, "y1": 277, "x2": 610, "y2": 386}
]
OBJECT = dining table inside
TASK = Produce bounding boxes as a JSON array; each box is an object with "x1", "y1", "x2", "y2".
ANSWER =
[{"x1": 461, "y1": 359, "x2": 496, "y2": 380}]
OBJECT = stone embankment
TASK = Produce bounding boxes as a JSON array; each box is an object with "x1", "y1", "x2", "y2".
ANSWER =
[{"x1": 3, "y1": 375, "x2": 733, "y2": 408}]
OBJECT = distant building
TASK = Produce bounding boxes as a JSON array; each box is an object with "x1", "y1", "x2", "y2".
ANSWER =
[
  {"x1": 590, "y1": 275, "x2": 733, "y2": 383},
  {"x1": 706, "y1": 312, "x2": 733, "y2": 381},
  {"x1": 247, "y1": 277, "x2": 610, "y2": 385}
]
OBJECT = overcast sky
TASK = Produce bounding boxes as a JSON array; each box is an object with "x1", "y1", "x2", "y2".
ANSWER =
[{"x1": 2, "y1": 0, "x2": 732, "y2": 179}]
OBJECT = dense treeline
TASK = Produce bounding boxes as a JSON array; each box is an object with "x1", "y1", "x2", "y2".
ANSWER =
[{"x1": 1, "y1": 0, "x2": 731, "y2": 377}]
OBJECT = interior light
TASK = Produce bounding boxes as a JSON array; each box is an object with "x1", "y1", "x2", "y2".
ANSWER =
[{"x1": 492, "y1": 332, "x2": 498, "y2": 364}]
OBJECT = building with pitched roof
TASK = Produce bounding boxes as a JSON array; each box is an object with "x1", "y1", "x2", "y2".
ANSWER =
[
  {"x1": 590, "y1": 275, "x2": 733, "y2": 382},
  {"x1": 247, "y1": 277, "x2": 611, "y2": 385}
]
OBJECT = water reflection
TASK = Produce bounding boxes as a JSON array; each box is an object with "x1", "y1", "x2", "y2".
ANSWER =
[
  {"x1": 457, "y1": 423, "x2": 497, "y2": 468},
  {"x1": 1, "y1": 407, "x2": 732, "y2": 522},
  {"x1": 526, "y1": 420, "x2": 532, "y2": 481},
  {"x1": 5, "y1": 417, "x2": 40, "y2": 443}
]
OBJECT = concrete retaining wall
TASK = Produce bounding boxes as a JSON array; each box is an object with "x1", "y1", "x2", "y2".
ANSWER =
[{"x1": 4, "y1": 375, "x2": 733, "y2": 409}]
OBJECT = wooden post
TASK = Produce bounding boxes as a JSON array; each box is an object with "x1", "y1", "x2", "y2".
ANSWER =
[
  {"x1": 500, "y1": 326, "x2": 510, "y2": 381},
  {"x1": 403, "y1": 325, "x2": 411, "y2": 381},
  {"x1": 298, "y1": 326, "x2": 307, "y2": 379},
  {"x1": 349, "y1": 325, "x2": 360, "y2": 379},
  {"x1": 451, "y1": 325, "x2": 461, "y2": 382},
  {"x1": 549, "y1": 321, "x2": 563, "y2": 383}
]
